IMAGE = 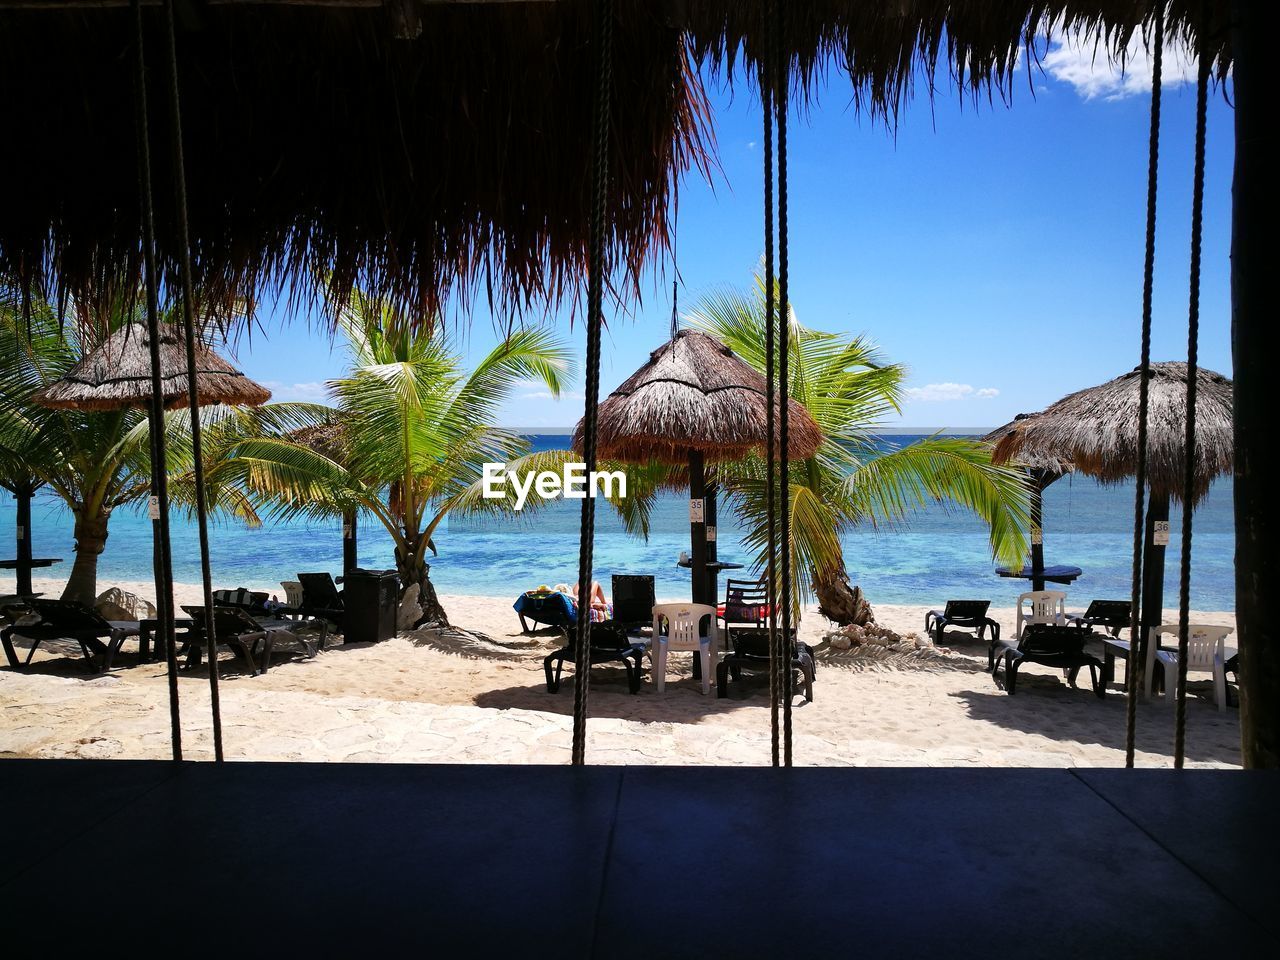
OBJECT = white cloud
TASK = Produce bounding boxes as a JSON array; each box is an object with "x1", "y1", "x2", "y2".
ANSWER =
[
  {"x1": 262, "y1": 380, "x2": 329, "y2": 402},
  {"x1": 905, "y1": 382, "x2": 999, "y2": 402},
  {"x1": 1041, "y1": 32, "x2": 1200, "y2": 101}
]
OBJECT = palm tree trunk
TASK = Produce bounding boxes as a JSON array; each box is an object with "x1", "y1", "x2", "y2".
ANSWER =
[
  {"x1": 62, "y1": 507, "x2": 110, "y2": 605},
  {"x1": 814, "y1": 564, "x2": 874, "y2": 626},
  {"x1": 396, "y1": 537, "x2": 450, "y2": 628}
]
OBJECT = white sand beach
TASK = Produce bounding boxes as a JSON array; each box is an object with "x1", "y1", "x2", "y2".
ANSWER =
[{"x1": 1, "y1": 576, "x2": 1240, "y2": 768}]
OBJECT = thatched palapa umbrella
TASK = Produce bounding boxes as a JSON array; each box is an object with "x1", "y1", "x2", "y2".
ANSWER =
[
  {"x1": 983, "y1": 413, "x2": 1076, "y2": 592},
  {"x1": 990, "y1": 362, "x2": 1233, "y2": 633},
  {"x1": 34, "y1": 323, "x2": 271, "y2": 411},
  {"x1": 32, "y1": 321, "x2": 270, "y2": 661},
  {"x1": 573, "y1": 329, "x2": 821, "y2": 608}
]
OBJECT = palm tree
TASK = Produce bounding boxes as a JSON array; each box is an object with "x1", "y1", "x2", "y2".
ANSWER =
[
  {"x1": 689, "y1": 275, "x2": 1031, "y2": 623},
  {"x1": 0, "y1": 290, "x2": 260, "y2": 604},
  {"x1": 211, "y1": 291, "x2": 576, "y2": 627}
]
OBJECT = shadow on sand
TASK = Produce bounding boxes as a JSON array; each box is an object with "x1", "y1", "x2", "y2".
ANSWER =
[
  {"x1": 955, "y1": 667, "x2": 1241, "y2": 766},
  {"x1": 473, "y1": 659, "x2": 805, "y2": 724}
]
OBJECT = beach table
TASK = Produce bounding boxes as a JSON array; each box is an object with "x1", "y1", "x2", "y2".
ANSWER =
[
  {"x1": 997, "y1": 564, "x2": 1083, "y2": 587},
  {"x1": 0, "y1": 557, "x2": 62, "y2": 598}
]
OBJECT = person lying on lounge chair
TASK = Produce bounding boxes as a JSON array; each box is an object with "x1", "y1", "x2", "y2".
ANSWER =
[{"x1": 554, "y1": 581, "x2": 612, "y2": 622}]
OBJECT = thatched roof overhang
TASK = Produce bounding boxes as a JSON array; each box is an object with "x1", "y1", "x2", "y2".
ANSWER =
[
  {"x1": 572, "y1": 329, "x2": 821, "y2": 465},
  {"x1": 33, "y1": 322, "x2": 271, "y2": 410},
  {"x1": 0, "y1": 1, "x2": 1232, "y2": 321},
  {"x1": 0, "y1": 0, "x2": 709, "y2": 321},
  {"x1": 984, "y1": 413, "x2": 1075, "y2": 488},
  {"x1": 989, "y1": 362, "x2": 1232, "y2": 504}
]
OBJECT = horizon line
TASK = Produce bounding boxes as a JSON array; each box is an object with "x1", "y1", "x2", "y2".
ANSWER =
[{"x1": 504, "y1": 426, "x2": 996, "y2": 436}]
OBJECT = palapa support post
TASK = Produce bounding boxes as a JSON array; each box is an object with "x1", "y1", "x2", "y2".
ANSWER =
[
  {"x1": 688, "y1": 449, "x2": 708, "y2": 605},
  {"x1": 1029, "y1": 473, "x2": 1047, "y2": 592},
  {"x1": 686, "y1": 449, "x2": 717, "y2": 682},
  {"x1": 343, "y1": 510, "x2": 358, "y2": 577},
  {"x1": 13, "y1": 483, "x2": 34, "y2": 597},
  {"x1": 704, "y1": 479, "x2": 719, "y2": 605},
  {"x1": 1139, "y1": 489, "x2": 1170, "y2": 692},
  {"x1": 1233, "y1": 0, "x2": 1277, "y2": 769}
]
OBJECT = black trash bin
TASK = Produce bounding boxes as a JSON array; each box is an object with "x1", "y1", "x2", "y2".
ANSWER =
[{"x1": 342, "y1": 568, "x2": 400, "y2": 645}]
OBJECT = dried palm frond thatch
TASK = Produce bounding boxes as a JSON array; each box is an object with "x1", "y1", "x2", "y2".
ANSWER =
[
  {"x1": 289, "y1": 421, "x2": 347, "y2": 463},
  {"x1": 983, "y1": 414, "x2": 1075, "y2": 480},
  {"x1": 0, "y1": 0, "x2": 710, "y2": 323},
  {"x1": 0, "y1": 1, "x2": 1230, "y2": 324},
  {"x1": 34, "y1": 323, "x2": 271, "y2": 411},
  {"x1": 989, "y1": 362, "x2": 1232, "y2": 504},
  {"x1": 687, "y1": 0, "x2": 1231, "y2": 123},
  {"x1": 572, "y1": 329, "x2": 821, "y2": 465}
]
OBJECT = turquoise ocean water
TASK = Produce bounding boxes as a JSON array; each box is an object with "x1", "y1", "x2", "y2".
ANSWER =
[{"x1": 0, "y1": 434, "x2": 1235, "y2": 610}]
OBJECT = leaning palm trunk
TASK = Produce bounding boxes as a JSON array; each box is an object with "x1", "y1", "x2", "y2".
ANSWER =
[
  {"x1": 62, "y1": 508, "x2": 110, "y2": 605},
  {"x1": 395, "y1": 536, "x2": 450, "y2": 628},
  {"x1": 813, "y1": 564, "x2": 875, "y2": 627}
]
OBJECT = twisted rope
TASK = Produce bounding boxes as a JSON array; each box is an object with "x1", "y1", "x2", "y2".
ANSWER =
[
  {"x1": 570, "y1": 0, "x2": 613, "y2": 766},
  {"x1": 763, "y1": 0, "x2": 780, "y2": 768},
  {"x1": 162, "y1": 0, "x2": 222, "y2": 761},
  {"x1": 1125, "y1": 6, "x2": 1164, "y2": 769},
  {"x1": 775, "y1": 0, "x2": 793, "y2": 767},
  {"x1": 1175, "y1": 9, "x2": 1211, "y2": 768},
  {"x1": 131, "y1": 0, "x2": 181, "y2": 762}
]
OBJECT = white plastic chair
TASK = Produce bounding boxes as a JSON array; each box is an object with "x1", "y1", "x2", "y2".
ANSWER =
[
  {"x1": 1016, "y1": 590, "x2": 1067, "y2": 640},
  {"x1": 651, "y1": 602, "x2": 718, "y2": 695},
  {"x1": 281, "y1": 580, "x2": 303, "y2": 609},
  {"x1": 1148, "y1": 624, "x2": 1233, "y2": 711}
]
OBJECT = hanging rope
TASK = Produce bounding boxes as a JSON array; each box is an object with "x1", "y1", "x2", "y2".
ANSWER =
[
  {"x1": 162, "y1": 0, "x2": 223, "y2": 761},
  {"x1": 1174, "y1": 11, "x2": 1212, "y2": 769},
  {"x1": 570, "y1": 0, "x2": 614, "y2": 766},
  {"x1": 1125, "y1": 6, "x2": 1164, "y2": 769},
  {"x1": 669, "y1": 280, "x2": 679, "y2": 340},
  {"x1": 131, "y1": 0, "x2": 181, "y2": 763},
  {"x1": 775, "y1": 0, "x2": 793, "y2": 767},
  {"x1": 762, "y1": 0, "x2": 780, "y2": 768}
]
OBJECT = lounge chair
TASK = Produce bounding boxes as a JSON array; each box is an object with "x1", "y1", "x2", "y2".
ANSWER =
[
  {"x1": 923, "y1": 600, "x2": 1001, "y2": 665},
  {"x1": 997, "y1": 623, "x2": 1104, "y2": 698},
  {"x1": 212, "y1": 587, "x2": 271, "y2": 615},
  {"x1": 1, "y1": 598, "x2": 141, "y2": 674},
  {"x1": 181, "y1": 604, "x2": 320, "y2": 675},
  {"x1": 543, "y1": 620, "x2": 646, "y2": 695},
  {"x1": 715, "y1": 625, "x2": 816, "y2": 702},
  {"x1": 514, "y1": 589, "x2": 576, "y2": 635},
  {"x1": 611, "y1": 574, "x2": 655, "y2": 635},
  {"x1": 296, "y1": 572, "x2": 345, "y2": 632},
  {"x1": 1067, "y1": 599, "x2": 1132, "y2": 637}
]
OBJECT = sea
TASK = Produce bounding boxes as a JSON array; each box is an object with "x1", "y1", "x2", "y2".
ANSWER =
[{"x1": 0, "y1": 434, "x2": 1236, "y2": 610}]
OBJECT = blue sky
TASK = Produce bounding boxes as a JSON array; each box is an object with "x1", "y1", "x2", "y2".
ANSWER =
[{"x1": 235, "y1": 34, "x2": 1234, "y2": 432}]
